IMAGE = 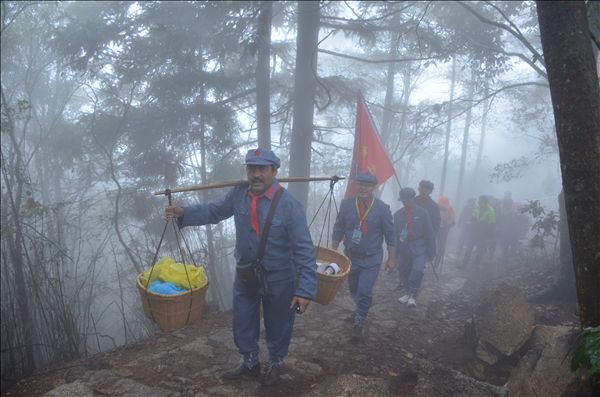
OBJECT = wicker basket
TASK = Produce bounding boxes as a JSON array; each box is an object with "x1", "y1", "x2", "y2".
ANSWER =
[
  {"x1": 137, "y1": 275, "x2": 209, "y2": 332},
  {"x1": 314, "y1": 246, "x2": 351, "y2": 305}
]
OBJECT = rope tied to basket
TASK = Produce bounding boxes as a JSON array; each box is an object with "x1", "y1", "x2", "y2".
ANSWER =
[
  {"x1": 308, "y1": 176, "x2": 340, "y2": 249},
  {"x1": 143, "y1": 189, "x2": 205, "y2": 326}
]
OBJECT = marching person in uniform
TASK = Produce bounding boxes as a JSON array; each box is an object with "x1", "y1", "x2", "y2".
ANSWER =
[
  {"x1": 332, "y1": 171, "x2": 395, "y2": 340},
  {"x1": 394, "y1": 187, "x2": 436, "y2": 307},
  {"x1": 165, "y1": 147, "x2": 317, "y2": 387},
  {"x1": 394, "y1": 179, "x2": 440, "y2": 291}
]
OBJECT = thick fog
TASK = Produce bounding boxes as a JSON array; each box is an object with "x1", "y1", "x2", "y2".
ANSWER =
[{"x1": 2, "y1": 1, "x2": 597, "y2": 388}]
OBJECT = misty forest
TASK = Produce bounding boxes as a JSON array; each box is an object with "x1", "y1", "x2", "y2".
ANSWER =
[{"x1": 1, "y1": 1, "x2": 599, "y2": 396}]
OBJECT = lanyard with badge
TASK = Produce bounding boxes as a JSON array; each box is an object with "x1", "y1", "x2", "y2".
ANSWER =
[
  {"x1": 351, "y1": 197, "x2": 374, "y2": 245},
  {"x1": 399, "y1": 207, "x2": 412, "y2": 243}
]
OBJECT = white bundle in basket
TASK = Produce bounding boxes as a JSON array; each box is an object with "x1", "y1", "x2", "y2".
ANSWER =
[{"x1": 316, "y1": 261, "x2": 341, "y2": 275}]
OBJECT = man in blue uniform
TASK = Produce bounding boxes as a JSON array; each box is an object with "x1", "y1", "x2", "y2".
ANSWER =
[
  {"x1": 332, "y1": 172, "x2": 395, "y2": 340},
  {"x1": 395, "y1": 180, "x2": 440, "y2": 291},
  {"x1": 165, "y1": 148, "x2": 317, "y2": 386},
  {"x1": 394, "y1": 187, "x2": 436, "y2": 307}
]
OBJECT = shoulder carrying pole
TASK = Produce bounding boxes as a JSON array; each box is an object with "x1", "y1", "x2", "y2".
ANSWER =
[{"x1": 154, "y1": 175, "x2": 344, "y2": 196}]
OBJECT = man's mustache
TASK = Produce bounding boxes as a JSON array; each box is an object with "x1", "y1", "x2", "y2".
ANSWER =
[{"x1": 251, "y1": 178, "x2": 263, "y2": 183}]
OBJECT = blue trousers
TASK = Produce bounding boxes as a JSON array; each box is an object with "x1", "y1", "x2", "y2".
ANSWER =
[
  {"x1": 347, "y1": 262, "x2": 381, "y2": 325},
  {"x1": 233, "y1": 276, "x2": 295, "y2": 365},
  {"x1": 397, "y1": 246, "x2": 427, "y2": 297}
]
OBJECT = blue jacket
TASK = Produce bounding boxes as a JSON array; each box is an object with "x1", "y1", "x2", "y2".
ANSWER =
[
  {"x1": 332, "y1": 196, "x2": 395, "y2": 265},
  {"x1": 179, "y1": 179, "x2": 317, "y2": 300},
  {"x1": 394, "y1": 205, "x2": 437, "y2": 259}
]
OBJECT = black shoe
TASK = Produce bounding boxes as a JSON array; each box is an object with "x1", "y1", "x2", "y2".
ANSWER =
[
  {"x1": 221, "y1": 363, "x2": 260, "y2": 380},
  {"x1": 351, "y1": 324, "x2": 363, "y2": 340},
  {"x1": 260, "y1": 363, "x2": 281, "y2": 386}
]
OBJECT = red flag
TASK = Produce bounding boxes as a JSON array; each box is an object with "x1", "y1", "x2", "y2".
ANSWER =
[{"x1": 345, "y1": 93, "x2": 395, "y2": 198}]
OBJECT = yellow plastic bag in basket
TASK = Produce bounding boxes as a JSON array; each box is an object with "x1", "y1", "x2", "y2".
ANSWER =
[{"x1": 139, "y1": 256, "x2": 207, "y2": 290}]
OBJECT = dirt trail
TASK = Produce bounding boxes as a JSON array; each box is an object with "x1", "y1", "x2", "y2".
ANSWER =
[{"x1": 3, "y1": 253, "x2": 578, "y2": 396}]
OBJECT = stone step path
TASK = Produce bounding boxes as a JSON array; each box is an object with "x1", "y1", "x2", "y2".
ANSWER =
[{"x1": 11, "y1": 260, "x2": 517, "y2": 397}]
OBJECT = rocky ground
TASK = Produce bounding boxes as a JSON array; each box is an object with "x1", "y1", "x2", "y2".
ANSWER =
[{"x1": 2, "y1": 250, "x2": 585, "y2": 397}]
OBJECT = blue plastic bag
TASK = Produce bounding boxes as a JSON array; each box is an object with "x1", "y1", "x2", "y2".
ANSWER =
[{"x1": 148, "y1": 280, "x2": 187, "y2": 295}]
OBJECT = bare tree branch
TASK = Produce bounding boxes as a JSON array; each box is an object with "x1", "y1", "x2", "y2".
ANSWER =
[
  {"x1": 318, "y1": 48, "x2": 447, "y2": 64},
  {"x1": 456, "y1": 1, "x2": 546, "y2": 75}
]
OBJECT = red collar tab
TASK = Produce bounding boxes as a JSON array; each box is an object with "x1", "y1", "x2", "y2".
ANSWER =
[{"x1": 265, "y1": 182, "x2": 281, "y2": 199}]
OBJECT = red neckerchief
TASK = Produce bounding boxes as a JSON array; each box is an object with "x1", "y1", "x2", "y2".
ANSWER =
[
  {"x1": 406, "y1": 207, "x2": 416, "y2": 238},
  {"x1": 357, "y1": 197, "x2": 374, "y2": 234},
  {"x1": 248, "y1": 182, "x2": 280, "y2": 237}
]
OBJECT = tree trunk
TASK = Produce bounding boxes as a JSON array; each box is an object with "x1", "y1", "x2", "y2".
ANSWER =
[
  {"x1": 537, "y1": 0, "x2": 600, "y2": 328},
  {"x1": 380, "y1": 35, "x2": 399, "y2": 146},
  {"x1": 557, "y1": 190, "x2": 576, "y2": 299},
  {"x1": 198, "y1": 108, "x2": 226, "y2": 310},
  {"x1": 395, "y1": 67, "x2": 412, "y2": 186},
  {"x1": 256, "y1": 1, "x2": 272, "y2": 149},
  {"x1": 380, "y1": 35, "x2": 400, "y2": 199},
  {"x1": 530, "y1": 190, "x2": 577, "y2": 303},
  {"x1": 288, "y1": 1, "x2": 320, "y2": 208},
  {"x1": 0, "y1": 89, "x2": 35, "y2": 375},
  {"x1": 439, "y1": 58, "x2": 456, "y2": 196},
  {"x1": 473, "y1": 84, "x2": 489, "y2": 185},
  {"x1": 455, "y1": 68, "x2": 475, "y2": 211}
]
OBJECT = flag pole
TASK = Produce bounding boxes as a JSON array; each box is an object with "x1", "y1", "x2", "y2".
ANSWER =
[{"x1": 393, "y1": 171, "x2": 402, "y2": 190}]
